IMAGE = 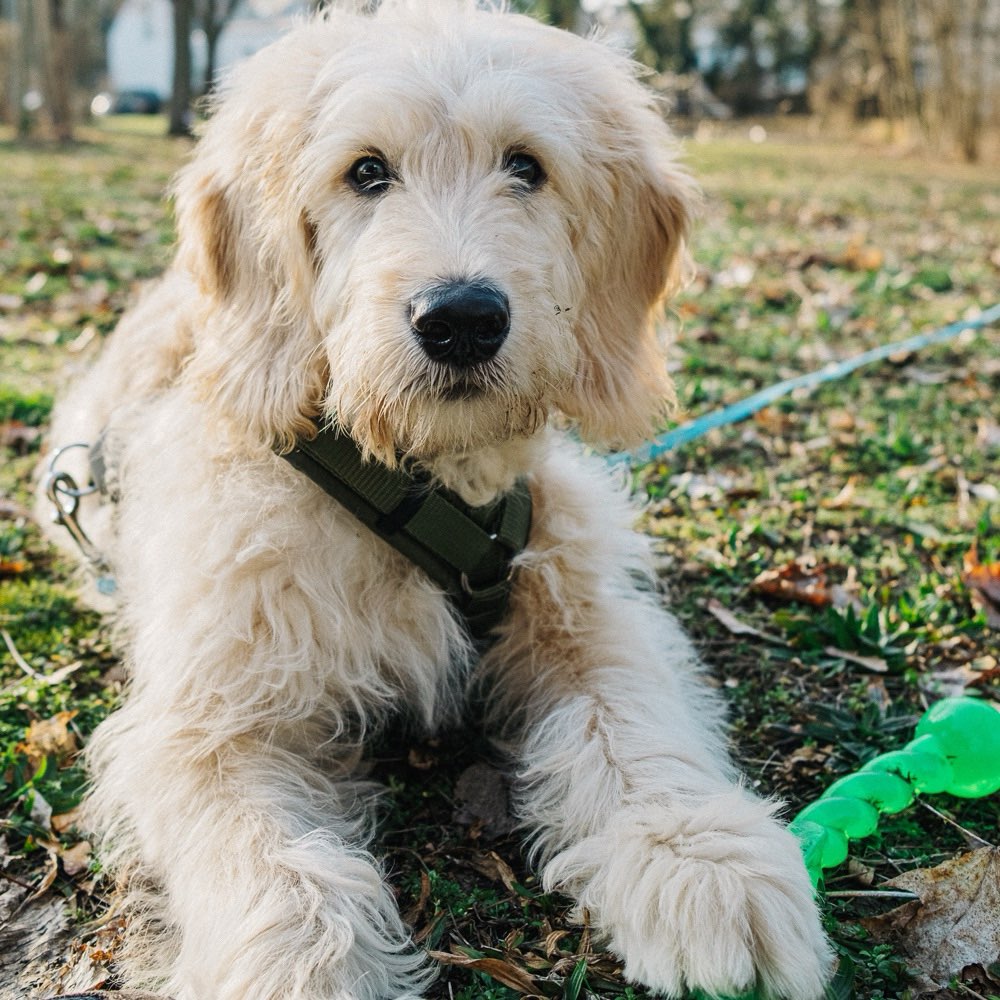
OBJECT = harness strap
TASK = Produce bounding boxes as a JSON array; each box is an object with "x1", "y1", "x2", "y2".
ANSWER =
[{"x1": 282, "y1": 424, "x2": 532, "y2": 641}]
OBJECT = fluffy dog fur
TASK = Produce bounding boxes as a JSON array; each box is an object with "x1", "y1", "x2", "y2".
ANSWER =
[{"x1": 42, "y1": 3, "x2": 833, "y2": 998}]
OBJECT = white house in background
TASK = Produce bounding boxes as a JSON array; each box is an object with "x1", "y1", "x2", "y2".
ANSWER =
[{"x1": 107, "y1": 0, "x2": 307, "y2": 99}]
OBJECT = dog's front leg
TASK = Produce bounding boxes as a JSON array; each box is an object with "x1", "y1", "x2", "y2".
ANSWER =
[
  {"x1": 483, "y1": 459, "x2": 832, "y2": 1000},
  {"x1": 87, "y1": 702, "x2": 426, "y2": 1000}
]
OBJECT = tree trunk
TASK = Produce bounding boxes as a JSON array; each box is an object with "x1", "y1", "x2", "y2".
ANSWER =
[
  {"x1": 195, "y1": 0, "x2": 242, "y2": 97},
  {"x1": 878, "y1": 0, "x2": 920, "y2": 126},
  {"x1": 203, "y1": 24, "x2": 220, "y2": 96},
  {"x1": 928, "y1": 1, "x2": 960, "y2": 152},
  {"x1": 169, "y1": 0, "x2": 193, "y2": 136},
  {"x1": 958, "y1": 0, "x2": 989, "y2": 161},
  {"x1": 39, "y1": 0, "x2": 73, "y2": 141},
  {"x1": 72, "y1": 0, "x2": 124, "y2": 102},
  {"x1": 10, "y1": 0, "x2": 33, "y2": 137}
]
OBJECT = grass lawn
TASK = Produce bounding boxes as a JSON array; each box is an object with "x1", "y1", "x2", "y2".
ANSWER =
[{"x1": 1, "y1": 117, "x2": 998, "y2": 999}]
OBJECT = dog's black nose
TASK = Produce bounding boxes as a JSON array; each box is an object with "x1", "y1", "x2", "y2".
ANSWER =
[{"x1": 410, "y1": 281, "x2": 510, "y2": 367}]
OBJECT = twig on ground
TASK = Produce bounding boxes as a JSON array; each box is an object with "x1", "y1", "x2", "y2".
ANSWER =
[
  {"x1": 1, "y1": 629, "x2": 41, "y2": 680},
  {"x1": 0, "y1": 867, "x2": 36, "y2": 891},
  {"x1": 825, "y1": 889, "x2": 920, "y2": 900},
  {"x1": 918, "y1": 800, "x2": 994, "y2": 848},
  {"x1": 955, "y1": 983, "x2": 993, "y2": 1000}
]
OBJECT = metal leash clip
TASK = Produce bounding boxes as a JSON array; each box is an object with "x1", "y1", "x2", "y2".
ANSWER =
[{"x1": 42, "y1": 442, "x2": 117, "y2": 595}]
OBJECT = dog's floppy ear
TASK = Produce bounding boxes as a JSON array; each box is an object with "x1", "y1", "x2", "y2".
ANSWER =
[
  {"x1": 556, "y1": 77, "x2": 698, "y2": 450},
  {"x1": 173, "y1": 34, "x2": 329, "y2": 452}
]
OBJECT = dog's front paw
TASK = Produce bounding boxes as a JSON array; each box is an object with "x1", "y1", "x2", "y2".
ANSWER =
[{"x1": 542, "y1": 794, "x2": 834, "y2": 999}]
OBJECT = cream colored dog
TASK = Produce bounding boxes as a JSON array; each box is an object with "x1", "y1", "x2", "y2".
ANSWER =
[{"x1": 43, "y1": 3, "x2": 833, "y2": 999}]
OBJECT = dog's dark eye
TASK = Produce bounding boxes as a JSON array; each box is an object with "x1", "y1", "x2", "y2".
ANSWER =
[
  {"x1": 348, "y1": 155, "x2": 392, "y2": 195},
  {"x1": 502, "y1": 150, "x2": 545, "y2": 190}
]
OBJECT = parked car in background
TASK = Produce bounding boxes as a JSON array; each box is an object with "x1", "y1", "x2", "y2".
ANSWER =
[{"x1": 91, "y1": 90, "x2": 163, "y2": 116}]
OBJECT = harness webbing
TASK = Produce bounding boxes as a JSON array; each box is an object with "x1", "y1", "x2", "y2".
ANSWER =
[{"x1": 282, "y1": 425, "x2": 532, "y2": 641}]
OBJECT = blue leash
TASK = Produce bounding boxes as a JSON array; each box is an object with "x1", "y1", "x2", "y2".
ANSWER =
[{"x1": 609, "y1": 302, "x2": 1000, "y2": 468}]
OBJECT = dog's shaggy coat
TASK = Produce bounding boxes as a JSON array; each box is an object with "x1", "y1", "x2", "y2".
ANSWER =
[{"x1": 43, "y1": 3, "x2": 833, "y2": 998}]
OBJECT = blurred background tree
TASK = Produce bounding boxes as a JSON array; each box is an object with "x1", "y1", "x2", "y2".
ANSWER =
[
  {"x1": 627, "y1": 0, "x2": 697, "y2": 74},
  {"x1": 168, "y1": 0, "x2": 193, "y2": 135},
  {"x1": 2, "y1": 0, "x2": 125, "y2": 140},
  {"x1": 0, "y1": 0, "x2": 997, "y2": 159},
  {"x1": 195, "y1": 0, "x2": 242, "y2": 96},
  {"x1": 525, "y1": 0, "x2": 586, "y2": 31}
]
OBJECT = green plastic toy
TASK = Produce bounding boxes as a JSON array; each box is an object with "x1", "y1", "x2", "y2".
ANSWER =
[
  {"x1": 690, "y1": 696, "x2": 1000, "y2": 1000},
  {"x1": 790, "y1": 696, "x2": 1000, "y2": 886}
]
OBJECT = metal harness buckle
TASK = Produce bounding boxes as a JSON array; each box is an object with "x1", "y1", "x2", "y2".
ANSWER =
[{"x1": 42, "y1": 443, "x2": 116, "y2": 595}]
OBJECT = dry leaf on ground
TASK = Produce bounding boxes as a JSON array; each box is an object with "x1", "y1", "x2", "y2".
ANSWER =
[
  {"x1": 753, "y1": 406, "x2": 793, "y2": 435},
  {"x1": 962, "y1": 544, "x2": 1000, "y2": 629},
  {"x1": 467, "y1": 850, "x2": 520, "y2": 895},
  {"x1": 821, "y1": 476, "x2": 858, "y2": 510},
  {"x1": 59, "y1": 840, "x2": 93, "y2": 878},
  {"x1": 841, "y1": 240, "x2": 885, "y2": 271},
  {"x1": 823, "y1": 646, "x2": 888, "y2": 673},
  {"x1": 18, "y1": 711, "x2": 78, "y2": 766},
  {"x1": 0, "y1": 497, "x2": 31, "y2": 520},
  {"x1": 0, "y1": 558, "x2": 28, "y2": 577},
  {"x1": 706, "y1": 598, "x2": 766, "y2": 638},
  {"x1": 0, "y1": 420, "x2": 41, "y2": 452},
  {"x1": 861, "y1": 848, "x2": 1000, "y2": 995},
  {"x1": 427, "y1": 951, "x2": 539, "y2": 994},
  {"x1": 751, "y1": 559, "x2": 832, "y2": 607},
  {"x1": 51, "y1": 806, "x2": 84, "y2": 834},
  {"x1": 920, "y1": 656, "x2": 1000, "y2": 698},
  {"x1": 977, "y1": 418, "x2": 1000, "y2": 450}
]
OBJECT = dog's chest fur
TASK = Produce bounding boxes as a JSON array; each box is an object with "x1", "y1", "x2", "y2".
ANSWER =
[{"x1": 104, "y1": 389, "x2": 474, "y2": 729}]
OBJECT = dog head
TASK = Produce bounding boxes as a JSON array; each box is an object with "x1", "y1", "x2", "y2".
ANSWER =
[{"x1": 176, "y1": 1, "x2": 697, "y2": 463}]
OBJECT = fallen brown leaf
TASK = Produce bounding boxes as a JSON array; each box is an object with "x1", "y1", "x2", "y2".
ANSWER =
[
  {"x1": 861, "y1": 848, "x2": 1000, "y2": 995},
  {"x1": 826, "y1": 408, "x2": 856, "y2": 433},
  {"x1": 0, "y1": 496, "x2": 31, "y2": 520},
  {"x1": 753, "y1": 406, "x2": 792, "y2": 435},
  {"x1": 60, "y1": 840, "x2": 92, "y2": 878},
  {"x1": 821, "y1": 476, "x2": 858, "y2": 510},
  {"x1": 829, "y1": 583, "x2": 864, "y2": 612},
  {"x1": 0, "y1": 558, "x2": 28, "y2": 578},
  {"x1": 970, "y1": 481, "x2": 1000, "y2": 503},
  {"x1": 406, "y1": 745, "x2": 438, "y2": 770},
  {"x1": 543, "y1": 928, "x2": 571, "y2": 957},
  {"x1": 920, "y1": 657, "x2": 1000, "y2": 698},
  {"x1": 962, "y1": 543, "x2": 1000, "y2": 629},
  {"x1": 427, "y1": 951, "x2": 539, "y2": 994},
  {"x1": 0, "y1": 421, "x2": 41, "y2": 452},
  {"x1": 18, "y1": 711, "x2": 78, "y2": 766},
  {"x1": 29, "y1": 850, "x2": 59, "y2": 900},
  {"x1": 706, "y1": 598, "x2": 765, "y2": 638},
  {"x1": 467, "y1": 850, "x2": 520, "y2": 896},
  {"x1": 402, "y1": 870, "x2": 430, "y2": 927},
  {"x1": 841, "y1": 240, "x2": 884, "y2": 271},
  {"x1": 411, "y1": 912, "x2": 444, "y2": 947},
  {"x1": 896, "y1": 457, "x2": 947, "y2": 481},
  {"x1": 865, "y1": 676, "x2": 892, "y2": 714},
  {"x1": 824, "y1": 646, "x2": 888, "y2": 673},
  {"x1": 51, "y1": 806, "x2": 84, "y2": 835},
  {"x1": 705, "y1": 598, "x2": 784, "y2": 644},
  {"x1": 759, "y1": 278, "x2": 792, "y2": 305},
  {"x1": 751, "y1": 559, "x2": 832, "y2": 607},
  {"x1": 977, "y1": 417, "x2": 1000, "y2": 450}
]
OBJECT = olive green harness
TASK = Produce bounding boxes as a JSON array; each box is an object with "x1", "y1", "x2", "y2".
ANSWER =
[{"x1": 282, "y1": 424, "x2": 532, "y2": 641}]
